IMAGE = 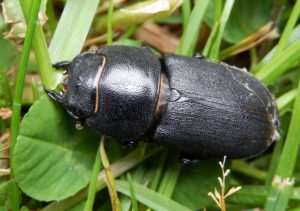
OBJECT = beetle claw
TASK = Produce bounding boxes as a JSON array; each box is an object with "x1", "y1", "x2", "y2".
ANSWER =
[
  {"x1": 45, "y1": 88, "x2": 63, "y2": 103},
  {"x1": 119, "y1": 139, "x2": 137, "y2": 149},
  {"x1": 75, "y1": 120, "x2": 85, "y2": 130},
  {"x1": 52, "y1": 61, "x2": 70, "y2": 70},
  {"x1": 180, "y1": 154, "x2": 201, "y2": 166}
]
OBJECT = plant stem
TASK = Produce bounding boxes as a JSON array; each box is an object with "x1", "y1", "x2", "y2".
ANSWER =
[
  {"x1": 10, "y1": 0, "x2": 41, "y2": 210},
  {"x1": 107, "y1": 0, "x2": 114, "y2": 46}
]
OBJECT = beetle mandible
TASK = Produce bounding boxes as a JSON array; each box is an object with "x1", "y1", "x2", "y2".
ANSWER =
[{"x1": 46, "y1": 45, "x2": 280, "y2": 164}]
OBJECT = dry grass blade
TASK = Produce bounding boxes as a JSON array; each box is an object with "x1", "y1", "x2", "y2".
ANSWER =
[
  {"x1": 0, "y1": 108, "x2": 12, "y2": 119},
  {"x1": 100, "y1": 136, "x2": 121, "y2": 211},
  {"x1": 134, "y1": 23, "x2": 179, "y2": 53},
  {"x1": 220, "y1": 22, "x2": 279, "y2": 60}
]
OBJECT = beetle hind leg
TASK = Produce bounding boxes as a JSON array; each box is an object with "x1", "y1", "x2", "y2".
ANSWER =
[{"x1": 45, "y1": 88, "x2": 63, "y2": 103}]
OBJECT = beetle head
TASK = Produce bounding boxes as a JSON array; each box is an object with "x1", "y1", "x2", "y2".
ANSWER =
[{"x1": 46, "y1": 52, "x2": 105, "y2": 121}]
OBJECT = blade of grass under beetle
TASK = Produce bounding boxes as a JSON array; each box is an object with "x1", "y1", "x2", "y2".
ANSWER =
[
  {"x1": 157, "y1": 152, "x2": 181, "y2": 198},
  {"x1": 48, "y1": 0, "x2": 100, "y2": 63},
  {"x1": 176, "y1": 0, "x2": 209, "y2": 56},
  {"x1": 126, "y1": 173, "x2": 138, "y2": 211},
  {"x1": 231, "y1": 160, "x2": 267, "y2": 182},
  {"x1": 264, "y1": 74, "x2": 300, "y2": 210},
  {"x1": 10, "y1": 0, "x2": 41, "y2": 210},
  {"x1": 115, "y1": 180, "x2": 191, "y2": 211}
]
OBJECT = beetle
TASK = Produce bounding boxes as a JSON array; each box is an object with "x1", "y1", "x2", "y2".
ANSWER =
[{"x1": 46, "y1": 45, "x2": 280, "y2": 164}]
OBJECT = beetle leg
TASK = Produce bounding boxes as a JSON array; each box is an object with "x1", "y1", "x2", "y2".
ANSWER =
[
  {"x1": 44, "y1": 88, "x2": 63, "y2": 103},
  {"x1": 119, "y1": 139, "x2": 138, "y2": 149},
  {"x1": 52, "y1": 61, "x2": 70, "y2": 70},
  {"x1": 75, "y1": 120, "x2": 85, "y2": 130},
  {"x1": 193, "y1": 53, "x2": 205, "y2": 59},
  {"x1": 180, "y1": 154, "x2": 201, "y2": 166}
]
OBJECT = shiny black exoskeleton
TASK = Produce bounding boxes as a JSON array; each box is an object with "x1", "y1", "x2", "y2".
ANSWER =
[{"x1": 46, "y1": 45, "x2": 280, "y2": 163}]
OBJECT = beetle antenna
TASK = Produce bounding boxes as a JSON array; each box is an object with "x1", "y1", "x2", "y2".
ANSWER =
[
  {"x1": 44, "y1": 88, "x2": 63, "y2": 103},
  {"x1": 52, "y1": 61, "x2": 70, "y2": 70}
]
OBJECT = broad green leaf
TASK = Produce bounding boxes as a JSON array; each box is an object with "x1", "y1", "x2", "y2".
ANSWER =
[
  {"x1": 204, "y1": 0, "x2": 274, "y2": 43},
  {"x1": 12, "y1": 96, "x2": 99, "y2": 201},
  {"x1": 172, "y1": 160, "x2": 220, "y2": 209},
  {"x1": 1, "y1": 0, "x2": 47, "y2": 39}
]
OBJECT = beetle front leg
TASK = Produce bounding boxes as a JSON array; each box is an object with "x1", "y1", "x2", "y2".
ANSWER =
[
  {"x1": 52, "y1": 61, "x2": 71, "y2": 70},
  {"x1": 45, "y1": 88, "x2": 63, "y2": 103}
]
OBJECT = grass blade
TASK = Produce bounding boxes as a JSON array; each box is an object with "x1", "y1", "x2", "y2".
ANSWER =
[
  {"x1": 264, "y1": 75, "x2": 300, "y2": 210},
  {"x1": 100, "y1": 137, "x2": 121, "y2": 211},
  {"x1": 19, "y1": 0, "x2": 59, "y2": 89},
  {"x1": 48, "y1": 0, "x2": 100, "y2": 62},
  {"x1": 10, "y1": 0, "x2": 41, "y2": 210},
  {"x1": 255, "y1": 39, "x2": 300, "y2": 84},
  {"x1": 176, "y1": 0, "x2": 209, "y2": 56},
  {"x1": 107, "y1": 0, "x2": 114, "y2": 45},
  {"x1": 203, "y1": 0, "x2": 235, "y2": 59},
  {"x1": 115, "y1": 180, "x2": 191, "y2": 211},
  {"x1": 271, "y1": 0, "x2": 300, "y2": 60}
]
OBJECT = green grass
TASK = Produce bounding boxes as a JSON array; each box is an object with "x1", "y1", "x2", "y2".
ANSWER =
[{"x1": 1, "y1": 0, "x2": 300, "y2": 210}]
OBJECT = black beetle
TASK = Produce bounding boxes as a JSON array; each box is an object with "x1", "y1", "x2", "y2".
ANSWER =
[{"x1": 46, "y1": 45, "x2": 280, "y2": 164}]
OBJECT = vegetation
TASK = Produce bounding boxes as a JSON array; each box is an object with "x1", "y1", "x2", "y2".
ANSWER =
[{"x1": 0, "y1": 0, "x2": 300, "y2": 210}]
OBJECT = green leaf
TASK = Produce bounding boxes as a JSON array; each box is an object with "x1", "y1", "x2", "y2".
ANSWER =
[
  {"x1": 0, "y1": 35, "x2": 19, "y2": 70},
  {"x1": 227, "y1": 185, "x2": 268, "y2": 206},
  {"x1": 12, "y1": 96, "x2": 99, "y2": 201},
  {"x1": 0, "y1": 180, "x2": 12, "y2": 211},
  {"x1": 116, "y1": 180, "x2": 191, "y2": 211},
  {"x1": 172, "y1": 160, "x2": 220, "y2": 209},
  {"x1": 204, "y1": 0, "x2": 274, "y2": 44}
]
